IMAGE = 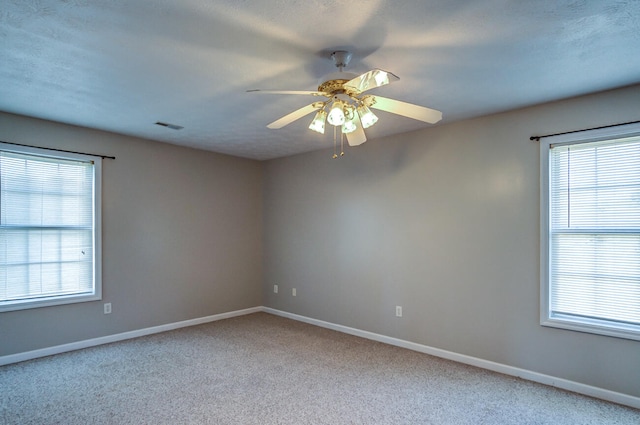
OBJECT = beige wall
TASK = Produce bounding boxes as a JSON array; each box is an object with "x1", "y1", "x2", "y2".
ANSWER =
[
  {"x1": 0, "y1": 112, "x2": 263, "y2": 356},
  {"x1": 263, "y1": 84, "x2": 640, "y2": 398}
]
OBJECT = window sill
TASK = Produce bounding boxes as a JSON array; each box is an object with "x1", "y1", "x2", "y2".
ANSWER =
[
  {"x1": 0, "y1": 292, "x2": 102, "y2": 313},
  {"x1": 541, "y1": 316, "x2": 640, "y2": 342}
]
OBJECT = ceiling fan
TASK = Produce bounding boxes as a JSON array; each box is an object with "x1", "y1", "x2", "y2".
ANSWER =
[{"x1": 248, "y1": 50, "x2": 442, "y2": 155}]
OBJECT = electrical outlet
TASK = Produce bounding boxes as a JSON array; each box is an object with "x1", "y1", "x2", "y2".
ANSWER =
[
  {"x1": 395, "y1": 306, "x2": 402, "y2": 317},
  {"x1": 292, "y1": 288, "x2": 296, "y2": 296},
  {"x1": 104, "y1": 303, "x2": 112, "y2": 314},
  {"x1": 273, "y1": 284, "x2": 278, "y2": 294}
]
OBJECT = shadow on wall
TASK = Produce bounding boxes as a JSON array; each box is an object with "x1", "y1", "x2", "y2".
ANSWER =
[{"x1": 324, "y1": 128, "x2": 439, "y2": 182}]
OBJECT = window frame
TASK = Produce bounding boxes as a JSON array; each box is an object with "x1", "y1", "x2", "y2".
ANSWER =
[
  {"x1": 0, "y1": 143, "x2": 102, "y2": 312},
  {"x1": 540, "y1": 122, "x2": 640, "y2": 341}
]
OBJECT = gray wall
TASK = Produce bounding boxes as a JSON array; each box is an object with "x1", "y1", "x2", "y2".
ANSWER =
[
  {"x1": 0, "y1": 112, "x2": 263, "y2": 356},
  {"x1": 2, "y1": 85, "x2": 639, "y2": 399},
  {"x1": 263, "y1": 84, "x2": 640, "y2": 398}
]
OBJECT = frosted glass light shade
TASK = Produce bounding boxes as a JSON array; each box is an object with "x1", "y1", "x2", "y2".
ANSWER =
[
  {"x1": 327, "y1": 102, "x2": 346, "y2": 126},
  {"x1": 357, "y1": 105, "x2": 378, "y2": 129},
  {"x1": 309, "y1": 110, "x2": 327, "y2": 134},
  {"x1": 342, "y1": 117, "x2": 357, "y2": 134}
]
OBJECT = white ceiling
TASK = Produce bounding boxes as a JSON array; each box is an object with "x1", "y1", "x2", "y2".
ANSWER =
[{"x1": 1, "y1": 0, "x2": 640, "y2": 160}]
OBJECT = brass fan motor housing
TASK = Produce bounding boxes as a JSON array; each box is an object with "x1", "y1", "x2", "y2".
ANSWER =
[{"x1": 317, "y1": 79, "x2": 361, "y2": 98}]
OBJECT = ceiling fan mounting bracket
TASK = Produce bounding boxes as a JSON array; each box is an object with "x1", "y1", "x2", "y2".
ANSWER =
[{"x1": 330, "y1": 50, "x2": 352, "y2": 70}]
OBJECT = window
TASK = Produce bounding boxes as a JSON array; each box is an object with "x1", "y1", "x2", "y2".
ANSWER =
[
  {"x1": 0, "y1": 143, "x2": 101, "y2": 312},
  {"x1": 540, "y1": 123, "x2": 640, "y2": 340}
]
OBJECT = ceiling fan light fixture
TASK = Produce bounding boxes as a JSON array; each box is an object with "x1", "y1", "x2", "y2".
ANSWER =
[
  {"x1": 357, "y1": 104, "x2": 378, "y2": 129},
  {"x1": 250, "y1": 49, "x2": 443, "y2": 157},
  {"x1": 327, "y1": 101, "x2": 346, "y2": 126},
  {"x1": 309, "y1": 110, "x2": 327, "y2": 134}
]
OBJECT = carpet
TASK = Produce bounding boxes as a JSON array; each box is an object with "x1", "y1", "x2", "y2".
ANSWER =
[{"x1": 1, "y1": 312, "x2": 638, "y2": 424}]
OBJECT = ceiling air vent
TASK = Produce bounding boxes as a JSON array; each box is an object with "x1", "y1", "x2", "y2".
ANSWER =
[{"x1": 155, "y1": 121, "x2": 184, "y2": 130}]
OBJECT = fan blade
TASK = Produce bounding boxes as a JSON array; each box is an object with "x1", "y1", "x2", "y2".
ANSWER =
[
  {"x1": 344, "y1": 69, "x2": 399, "y2": 93},
  {"x1": 346, "y1": 113, "x2": 367, "y2": 147},
  {"x1": 370, "y1": 96, "x2": 442, "y2": 124},
  {"x1": 267, "y1": 103, "x2": 321, "y2": 129},
  {"x1": 247, "y1": 89, "x2": 327, "y2": 96}
]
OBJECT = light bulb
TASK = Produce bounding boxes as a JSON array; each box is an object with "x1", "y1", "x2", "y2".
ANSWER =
[
  {"x1": 357, "y1": 105, "x2": 378, "y2": 129},
  {"x1": 308, "y1": 110, "x2": 327, "y2": 134},
  {"x1": 327, "y1": 102, "x2": 346, "y2": 126}
]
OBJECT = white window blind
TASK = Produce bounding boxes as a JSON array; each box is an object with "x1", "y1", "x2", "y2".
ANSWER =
[
  {"x1": 0, "y1": 144, "x2": 101, "y2": 311},
  {"x1": 541, "y1": 129, "x2": 640, "y2": 340}
]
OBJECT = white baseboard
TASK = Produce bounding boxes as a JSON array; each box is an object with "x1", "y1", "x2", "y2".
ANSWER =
[
  {"x1": 0, "y1": 306, "x2": 262, "y2": 367},
  {"x1": 3, "y1": 305, "x2": 638, "y2": 410},
  {"x1": 263, "y1": 307, "x2": 640, "y2": 410}
]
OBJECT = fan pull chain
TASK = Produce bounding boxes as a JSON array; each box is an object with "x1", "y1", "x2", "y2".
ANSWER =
[{"x1": 331, "y1": 126, "x2": 346, "y2": 158}]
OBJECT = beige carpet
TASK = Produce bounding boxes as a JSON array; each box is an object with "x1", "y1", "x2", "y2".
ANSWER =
[{"x1": 1, "y1": 312, "x2": 638, "y2": 424}]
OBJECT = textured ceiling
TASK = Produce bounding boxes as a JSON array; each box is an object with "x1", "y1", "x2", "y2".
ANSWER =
[{"x1": 1, "y1": 0, "x2": 640, "y2": 160}]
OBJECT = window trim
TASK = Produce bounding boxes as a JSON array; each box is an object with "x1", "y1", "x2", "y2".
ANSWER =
[
  {"x1": 540, "y1": 122, "x2": 640, "y2": 341},
  {"x1": 0, "y1": 143, "x2": 102, "y2": 312}
]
